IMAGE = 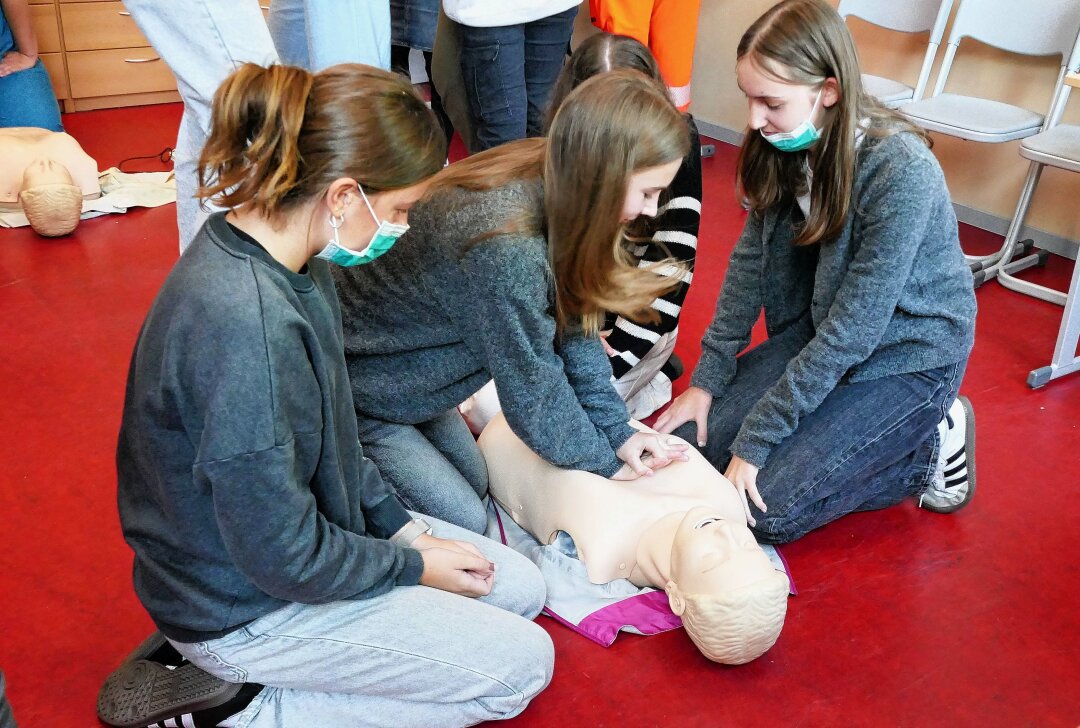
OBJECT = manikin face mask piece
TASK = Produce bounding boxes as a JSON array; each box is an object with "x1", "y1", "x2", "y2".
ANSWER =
[
  {"x1": 316, "y1": 185, "x2": 409, "y2": 267},
  {"x1": 760, "y1": 87, "x2": 824, "y2": 152}
]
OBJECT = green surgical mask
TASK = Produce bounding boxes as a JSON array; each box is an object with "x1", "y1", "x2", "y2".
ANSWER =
[
  {"x1": 760, "y1": 88, "x2": 823, "y2": 153},
  {"x1": 316, "y1": 185, "x2": 409, "y2": 267}
]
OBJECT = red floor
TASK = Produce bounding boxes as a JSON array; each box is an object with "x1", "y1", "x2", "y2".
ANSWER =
[{"x1": 1, "y1": 103, "x2": 1079, "y2": 727}]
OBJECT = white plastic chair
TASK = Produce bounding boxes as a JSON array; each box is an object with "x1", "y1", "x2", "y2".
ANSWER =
[
  {"x1": 996, "y1": 44, "x2": 1080, "y2": 388},
  {"x1": 900, "y1": 0, "x2": 1080, "y2": 274},
  {"x1": 837, "y1": 0, "x2": 954, "y2": 108}
]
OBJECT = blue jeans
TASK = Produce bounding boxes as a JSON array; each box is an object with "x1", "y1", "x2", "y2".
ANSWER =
[
  {"x1": 456, "y1": 6, "x2": 576, "y2": 150},
  {"x1": 675, "y1": 320, "x2": 965, "y2": 544},
  {"x1": 390, "y1": 0, "x2": 438, "y2": 51},
  {"x1": 0, "y1": 58, "x2": 62, "y2": 131},
  {"x1": 356, "y1": 409, "x2": 489, "y2": 533},
  {"x1": 269, "y1": 0, "x2": 390, "y2": 70},
  {"x1": 170, "y1": 513, "x2": 553, "y2": 728}
]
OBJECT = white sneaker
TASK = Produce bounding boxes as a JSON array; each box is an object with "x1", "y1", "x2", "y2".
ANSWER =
[{"x1": 918, "y1": 395, "x2": 976, "y2": 514}]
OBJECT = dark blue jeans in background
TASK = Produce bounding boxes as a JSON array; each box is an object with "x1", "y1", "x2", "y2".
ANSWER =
[
  {"x1": 675, "y1": 319, "x2": 965, "y2": 544},
  {"x1": 455, "y1": 6, "x2": 577, "y2": 150},
  {"x1": 0, "y1": 58, "x2": 63, "y2": 131}
]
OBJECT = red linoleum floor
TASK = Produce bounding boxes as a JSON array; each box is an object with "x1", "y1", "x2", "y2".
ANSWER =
[{"x1": 1, "y1": 103, "x2": 1078, "y2": 727}]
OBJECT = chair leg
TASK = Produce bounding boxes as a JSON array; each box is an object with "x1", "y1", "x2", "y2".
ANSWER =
[
  {"x1": 1028, "y1": 254, "x2": 1080, "y2": 388},
  {"x1": 973, "y1": 161, "x2": 1044, "y2": 282}
]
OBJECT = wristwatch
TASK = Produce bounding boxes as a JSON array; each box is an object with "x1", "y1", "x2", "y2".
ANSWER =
[{"x1": 390, "y1": 517, "x2": 433, "y2": 547}]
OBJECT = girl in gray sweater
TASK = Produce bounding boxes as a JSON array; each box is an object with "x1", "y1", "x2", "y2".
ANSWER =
[
  {"x1": 657, "y1": 0, "x2": 978, "y2": 543},
  {"x1": 335, "y1": 70, "x2": 692, "y2": 533}
]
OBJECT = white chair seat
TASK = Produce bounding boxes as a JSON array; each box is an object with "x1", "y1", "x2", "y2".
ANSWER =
[
  {"x1": 901, "y1": 93, "x2": 1045, "y2": 142},
  {"x1": 1020, "y1": 123, "x2": 1080, "y2": 172},
  {"x1": 862, "y1": 74, "x2": 914, "y2": 105}
]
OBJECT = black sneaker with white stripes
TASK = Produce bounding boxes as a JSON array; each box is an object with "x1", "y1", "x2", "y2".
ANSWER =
[
  {"x1": 918, "y1": 395, "x2": 976, "y2": 514},
  {"x1": 97, "y1": 632, "x2": 262, "y2": 728}
]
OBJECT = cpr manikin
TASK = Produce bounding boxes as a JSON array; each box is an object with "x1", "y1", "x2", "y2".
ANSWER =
[
  {"x1": 0, "y1": 127, "x2": 100, "y2": 236},
  {"x1": 479, "y1": 414, "x2": 789, "y2": 665}
]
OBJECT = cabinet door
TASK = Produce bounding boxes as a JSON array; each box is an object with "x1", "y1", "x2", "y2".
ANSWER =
[
  {"x1": 59, "y1": 1, "x2": 150, "y2": 51},
  {"x1": 66, "y1": 48, "x2": 177, "y2": 97}
]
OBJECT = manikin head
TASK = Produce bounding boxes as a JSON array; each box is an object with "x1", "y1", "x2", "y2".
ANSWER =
[
  {"x1": 19, "y1": 158, "x2": 83, "y2": 237},
  {"x1": 664, "y1": 506, "x2": 788, "y2": 665}
]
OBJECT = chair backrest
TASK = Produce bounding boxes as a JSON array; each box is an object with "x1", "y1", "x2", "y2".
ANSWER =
[
  {"x1": 838, "y1": 0, "x2": 955, "y2": 102},
  {"x1": 1045, "y1": 26, "x2": 1080, "y2": 128},
  {"x1": 932, "y1": 0, "x2": 1080, "y2": 97},
  {"x1": 837, "y1": 0, "x2": 950, "y2": 36}
]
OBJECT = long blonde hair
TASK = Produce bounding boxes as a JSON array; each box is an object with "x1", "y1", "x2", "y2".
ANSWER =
[
  {"x1": 737, "y1": 0, "x2": 930, "y2": 246},
  {"x1": 429, "y1": 69, "x2": 690, "y2": 334},
  {"x1": 197, "y1": 63, "x2": 445, "y2": 218}
]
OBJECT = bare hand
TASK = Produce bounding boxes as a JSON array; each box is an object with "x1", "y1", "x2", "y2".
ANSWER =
[
  {"x1": 0, "y1": 51, "x2": 36, "y2": 77},
  {"x1": 600, "y1": 331, "x2": 618, "y2": 357},
  {"x1": 417, "y1": 543, "x2": 495, "y2": 597},
  {"x1": 612, "y1": 431, "x2": 690, "y2": 480},
  {"x1": 724, "y1": 454, "x2": 766, "y2": 527},
  {"x1": 655, "y1": 386, "x2": 713, "y2": 446}
]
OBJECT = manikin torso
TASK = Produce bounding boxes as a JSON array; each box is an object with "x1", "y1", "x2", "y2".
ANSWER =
[
  {"x1": 0, "y1": 128, "x2": 100, "y2": 206},
  {"x1": 479, "y1": 415, "x2": 749, "y2": 587}
]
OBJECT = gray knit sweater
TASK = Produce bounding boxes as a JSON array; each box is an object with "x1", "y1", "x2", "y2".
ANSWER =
[
  {"x1": 334, "y1": 180, "x2": 635, "y2": 477},
  {"x1": 691, "y1": 130, "x2": 977, "y2": 468}
]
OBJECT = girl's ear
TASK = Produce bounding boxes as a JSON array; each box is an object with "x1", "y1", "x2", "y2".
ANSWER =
[{"x1": 821, "y1": 77, "x2": 841, "y2": 109}]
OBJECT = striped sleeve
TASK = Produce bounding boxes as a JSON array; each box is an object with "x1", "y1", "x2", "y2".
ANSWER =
[{"x1": 606, "y1": 117, "x2": 703, "y2": 380}]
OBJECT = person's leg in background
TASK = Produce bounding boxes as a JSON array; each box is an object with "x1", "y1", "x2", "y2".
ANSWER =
[
  {"x1": 0, "y1": 59, "x2": 63, "y2": 131},
  {"x1": 303, "y1": 0, "x2": 391, "y2": 70},
  {"x1": 521, "y1": 6, "x2": 576, "y2": 137},
  {"x1": 121, "y1": 0, "x2": 278, "y2": 253},
  {"x1": 355, "y1": 410, "x2": 490, "y2": 534},
  {"x1": 431, "y1": 8, "x2": 477, "y2": 151},
  {"x1": 647, "y1": 0, "x2": 702, "y2": 111},
  {"x1": 457, "y1": 20, "x2": 526, "y2": 150},
  {"x1": 267, "y1": 0, "x2": 310, "y2": 68},
  {"x1": 169, "y1": 515, "x2": 554, "y2": 728},
  {"x1": 389, "y1": 0, "x2": 453, "y2": 145},
  {"x1": 0, "y1": 670, "x2": 17, "y2": 728}
]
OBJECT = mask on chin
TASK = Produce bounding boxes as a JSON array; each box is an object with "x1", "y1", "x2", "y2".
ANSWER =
[{"x1": 760, "y1": 88, "x2": 824, "y2": 153}]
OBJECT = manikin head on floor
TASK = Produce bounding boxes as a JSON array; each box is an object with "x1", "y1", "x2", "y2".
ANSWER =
[
  {"x1": 20, "y1": 158, "x2": 83, "y2": 237},
  {"x1": 478, "y1": 414, "x2": 788, "y2": 665},
  {"x1": 0, "y1": 128, "x2": 100, "y2": 237},
  {"x1": 664, "y1": 506, "x2": 788, "y2": 664}
]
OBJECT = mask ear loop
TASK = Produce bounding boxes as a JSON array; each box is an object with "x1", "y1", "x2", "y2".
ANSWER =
[{"x1": 328, "y1": 212, "x2": 346, "y2": 247}]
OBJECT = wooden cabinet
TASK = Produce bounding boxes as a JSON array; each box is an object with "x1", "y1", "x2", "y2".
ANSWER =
[{"x1": 27, "y1": 0, "x2": 182, "y2": 112}]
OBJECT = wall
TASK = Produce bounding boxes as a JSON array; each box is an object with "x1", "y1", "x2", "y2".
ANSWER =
[{"x1": 688, "y1": 1, "x2": 1080, "y2": 255}]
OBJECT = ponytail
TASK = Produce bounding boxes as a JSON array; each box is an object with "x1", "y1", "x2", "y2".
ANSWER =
[
  {"x1": 199, "y1": 64, "x2": 313, "y2": 217},
  {"x1": 198, "y1": 62, "x2": 445, "y2": 218}
]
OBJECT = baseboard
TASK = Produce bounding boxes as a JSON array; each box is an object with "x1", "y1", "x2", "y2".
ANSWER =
[{"x1": 694, "y1": 119, "x2": 1079, "y2": 261}]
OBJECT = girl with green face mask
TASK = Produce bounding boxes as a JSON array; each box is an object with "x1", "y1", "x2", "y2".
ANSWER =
[
  {"x1": 656, "y1": 0, "x2": 979, "y2": 543},
  {"x1": 109, "y1": 62, "x2": 556, "y2": 728}
]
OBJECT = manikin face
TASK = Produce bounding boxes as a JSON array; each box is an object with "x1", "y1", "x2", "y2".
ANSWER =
[
  {"x1": 620, "y1": 159, "x2": 682, "y2": 222},
  {"x1": 669, "y1": 506, "x2": 778, "y2": 595},
  {"x1": 735, "y1": 56, "x2": 837, "y2": 136},
  {"x1": 22, "y1": 158, "x2": 76, "y2": 190}
]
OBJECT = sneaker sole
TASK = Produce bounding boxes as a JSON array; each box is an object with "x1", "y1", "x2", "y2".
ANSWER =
[
  {"x1": 922, "y1": 394, "x2": 976, "y2": 514},
  {"x1": 97, "y1": 659, "x2": 242, "y2": 728}
]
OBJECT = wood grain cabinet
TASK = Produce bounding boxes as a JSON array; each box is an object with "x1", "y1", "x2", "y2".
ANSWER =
[{"x1": 27, "y1": 0, "x2": 182, "y2": 112}]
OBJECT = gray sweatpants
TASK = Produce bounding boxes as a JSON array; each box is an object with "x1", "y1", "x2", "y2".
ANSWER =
[{"x1": 170, "y1": 514, "x2": 554, "y2": 728}]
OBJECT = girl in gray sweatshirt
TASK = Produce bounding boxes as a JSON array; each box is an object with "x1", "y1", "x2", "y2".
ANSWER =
[{"x1": 657, "y1": 0, "x2": 978, "y2": 543}]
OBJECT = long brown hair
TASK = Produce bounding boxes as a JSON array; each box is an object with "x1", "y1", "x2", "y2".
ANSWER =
[
  {"x1": 737, "y1": 0, "x2": 930, "y2": 246},
  {"x1": 197, "y1": 63, "x2": 445, "y2": 218},
  {"x1": 429, "y1": 70, "x2": 689, "y2": 334}
]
